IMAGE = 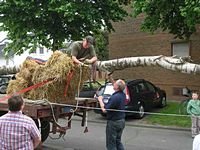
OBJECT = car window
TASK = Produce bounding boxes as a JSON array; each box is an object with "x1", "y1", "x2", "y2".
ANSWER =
[
  {"x1": 82, "y1": 83, "x2": 91, "y2": 91},
  {"x1": 0, "y1": 78, "x2": 9, "y2": 84},
  {"x1": 104, "y1": 84, "x2": 115, "y2": 95},
  {"x1": 136, "y1": 83, "x2": 147, "y2": 92},
  {"x1": 91, "y1": 82, "x2": 101, "y2": 90},
  {"x1": 146, "y1": 82, "x2": 156, "y2": 93},
  {"x1": 96, "y1": 86, "x2": 105, "y2": 96},
  {"x1": 129, "y1": 85, "x2": 139, "y2": 94}
]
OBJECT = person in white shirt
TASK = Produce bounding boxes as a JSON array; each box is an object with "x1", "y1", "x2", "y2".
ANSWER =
[{"x1": 193, "y1": 134, "x2": 200, "y2": 150}]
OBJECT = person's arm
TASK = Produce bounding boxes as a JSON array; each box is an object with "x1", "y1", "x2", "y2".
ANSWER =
[
  {"x1": 72, "y1": 56, "x2": 84, "y2": 65},
  {"x1": 85, "y1": 46, "x2": 97, "y2": 64},
  {"x1": 187, "y1": 101, "x2": 192, "y2": 115},
  {"x1": 98, "y1": 96, "x2": 106, "y2": 113},
  {"x1": 89, "y1": 56, "x2": 97, "y2": 63},
  {"x1": 30, "y1": 119, "x2": 42, "y2": 149},
  {"x1": 85, "y1": 56, "x2": 97, "y2": 64},
  {"x1": 71, "y1": 42, "x2": 84, "y2": 65},
  {"x1": 33, "y1": 137, "x2": 41, "y2": 149}
]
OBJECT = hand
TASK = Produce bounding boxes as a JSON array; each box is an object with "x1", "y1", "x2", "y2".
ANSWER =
[
  {"x1": 85, "y1": 59, "x2": 92, "y2": 64},
  {"x1": 79, "y1": 62, "x2": 84, "y2": 66}
]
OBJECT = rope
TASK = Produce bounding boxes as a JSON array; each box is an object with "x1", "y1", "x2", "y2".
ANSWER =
[
  {"x1": 24, "y1": 99, "x2": 190, "y2": 117},
  {"x1": 68, "y1": 64, "x2": 83, "y2": 121},
  {"x1": 64, "y1": 70, "x2": 74, "y2": 97},
  {"x1": 46, "y1": 102, "x2": 191, "y2": 118}
]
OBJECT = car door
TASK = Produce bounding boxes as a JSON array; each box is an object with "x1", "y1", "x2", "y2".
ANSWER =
[
  {"x1": 127, "y1": 82, "x2": 147, "y2": 108},
  {"x1": 144, "y1": 81, "x2": 160, "y2": 106},
  {"x1": 136, "y1": 81, "x2": 154, "y2": 109},
  {"x1": 127, "y1": 83, "x2": 140, "y2": 108}
]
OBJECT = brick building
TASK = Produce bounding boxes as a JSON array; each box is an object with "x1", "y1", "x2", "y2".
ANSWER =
[{"x1": 109, "y1": 11, "x2": 200, "y2": 100}]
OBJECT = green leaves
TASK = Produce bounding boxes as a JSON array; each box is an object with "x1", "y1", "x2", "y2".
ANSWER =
[
  {"x1": 0, "y1": 0, "x2": 128, "y2": 55},
  {"x1": 132, "y1": 0, "x2": 199, "y2": 39}
]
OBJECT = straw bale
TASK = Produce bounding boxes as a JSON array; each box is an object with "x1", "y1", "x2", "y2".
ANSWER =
[
  {"x1": 7, "y1": 51, "x2": 90, "y2": 104},
  {"x1": 15, "y1": 59, "x2": 39, "y2": 81},
  {"x1": 7, "y1": 77, "x2": 29, "y2": 97}
]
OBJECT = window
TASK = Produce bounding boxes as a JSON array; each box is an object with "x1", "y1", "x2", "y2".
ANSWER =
[
  {"x1": 146, "y1": 82, "x2": 156, "y2": 93},
  {"x1": 129, "y1": 84, "x2": 139, "y2": 94},
  {"x1": 173, "y1": 87, "x2": 182, "y2": 96},
  {"x1": 91, "y1": 82, "x2": 101, "y2": 90},
  {"x1": 171, "y1": 42, "x2": 190, "y2": 57},
  {"x1": 39, "y1": 47, "x2": 44, "y2": 54},
  {"x1": 136, "y1": 83, "x2": 147, "y2": 92}
]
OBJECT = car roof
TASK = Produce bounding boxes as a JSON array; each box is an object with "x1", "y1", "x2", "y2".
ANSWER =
[
  {"x1": 104, "y1": 79, "x2": 146, "y2": 85},
  {"x1": 126, "y1": 79, "x2": 146, "y2": 85}
]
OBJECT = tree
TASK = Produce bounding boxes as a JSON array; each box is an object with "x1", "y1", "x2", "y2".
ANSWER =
[
  {"x1": 1, "y1": 55, "x2": 200, "y2": 75},
  {"x1": 0, "y1": 0, "x2": 129, "y2": 55},
  {"x1": 94, "y1": 30, "x2": 109, "y2": 61},
  {"x1": 131, "y1": 0, "x2": 200, "y2": 39}
]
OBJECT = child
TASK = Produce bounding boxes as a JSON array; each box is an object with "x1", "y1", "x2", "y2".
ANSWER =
[{"x1": 187, "y1": 91, "x2": 200, "y2": 137}]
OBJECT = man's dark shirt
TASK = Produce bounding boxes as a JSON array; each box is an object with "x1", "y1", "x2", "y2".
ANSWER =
[{"x1": 105, "y1": 91, "x2": 126, "y2": 121}]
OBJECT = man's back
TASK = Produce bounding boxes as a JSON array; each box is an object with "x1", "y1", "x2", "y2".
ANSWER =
[{"x1": 0, "y1": 111, "x2": 40, "y2": 150}]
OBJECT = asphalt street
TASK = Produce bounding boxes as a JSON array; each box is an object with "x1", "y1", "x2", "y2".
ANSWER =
[{"x1": 41, "y1": 119, "x2": 192, "y2": 150}]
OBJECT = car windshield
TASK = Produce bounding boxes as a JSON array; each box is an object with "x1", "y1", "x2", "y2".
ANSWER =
[{"x1": 104, "y1": 84, "x2": 115, "y2": 95}]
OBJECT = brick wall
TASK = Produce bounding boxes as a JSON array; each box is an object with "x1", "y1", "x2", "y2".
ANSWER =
[{"x1": 109, "y1": 12, "x2": 200, "y2": 100}]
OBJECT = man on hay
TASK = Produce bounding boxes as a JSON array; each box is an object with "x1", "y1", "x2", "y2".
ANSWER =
[{"x1": 70, "y1": 35, "x2": 98, "y2": 81}]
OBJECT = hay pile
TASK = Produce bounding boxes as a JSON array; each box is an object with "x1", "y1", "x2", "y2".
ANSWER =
[{"x1": 7, "y1": 51, "x2": 90, "y2": 104}]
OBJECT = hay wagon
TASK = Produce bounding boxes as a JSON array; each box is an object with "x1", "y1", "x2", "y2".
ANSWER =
[{"x1": 0, "y1": 97, "x2": 97, "y2": 142}]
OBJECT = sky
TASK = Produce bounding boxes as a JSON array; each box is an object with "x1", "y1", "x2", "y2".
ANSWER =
[{"x1": 0, "y1": 31, "x2": 7, "y2": 42}]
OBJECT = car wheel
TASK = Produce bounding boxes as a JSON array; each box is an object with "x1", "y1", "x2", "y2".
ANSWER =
[
  {"x1": 135, "y1": 103, "x2": 145, "y2": 119},
  {"x1": 159, "y1": 97, "x2": 167, "y2": 108},
  {"x1": 0, "y1": 85, "x2": 7, "y2": 94}
]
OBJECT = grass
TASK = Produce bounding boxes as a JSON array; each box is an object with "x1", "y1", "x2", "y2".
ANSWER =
[{"x1": 144, "y1": 101, "x2": 191, "y2": 128}]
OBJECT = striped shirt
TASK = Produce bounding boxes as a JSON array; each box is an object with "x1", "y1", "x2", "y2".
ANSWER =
[{"x1": 0, "y1": 111, "x2": 41, "y2": 150}]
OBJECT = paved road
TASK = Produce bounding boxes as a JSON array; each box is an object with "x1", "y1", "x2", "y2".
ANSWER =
[{"x1": 40, "y1": 119, "x2": 192, "y2": 150}]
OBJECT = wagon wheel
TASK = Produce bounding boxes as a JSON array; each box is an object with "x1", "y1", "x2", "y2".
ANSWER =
[{"x1": 34, "y1": 119, "x2": 50, "y2": 142}]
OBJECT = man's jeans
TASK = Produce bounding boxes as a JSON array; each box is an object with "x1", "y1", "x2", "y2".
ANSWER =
[{"x1": 106, "y1": 119, "x2": 125, "y2": 150}]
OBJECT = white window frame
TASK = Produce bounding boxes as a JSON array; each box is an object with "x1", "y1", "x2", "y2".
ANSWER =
[{"x1": 171, "y1": 41, "x2": 190, "y2": 57}]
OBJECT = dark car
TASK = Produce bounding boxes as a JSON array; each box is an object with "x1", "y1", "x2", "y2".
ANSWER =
[
  {"x1": 0, "y1": 74, "x2": 15, "y2": 94},
  {"x1": 94, "y1": 79, "x2": 167, "y2": 119},
  {"x1": 79, "y1": 80, "x2": 102, "y2": 98}
]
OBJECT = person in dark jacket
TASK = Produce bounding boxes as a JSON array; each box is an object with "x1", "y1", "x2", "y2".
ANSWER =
[{"x1": 98, "y1": 78, "x2": 126, "y2": 150}]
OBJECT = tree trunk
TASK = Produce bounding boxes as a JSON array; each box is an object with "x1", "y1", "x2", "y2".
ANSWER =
[
  {"x1": 52, "y1": 39, "x2": 59, "y2": 51},
  {"x1": 96, "y1": 55, "x2": 200, "y2": 75},
  {"x1": 1, "y1": 55, "x2": 200, "y2": 75}
]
